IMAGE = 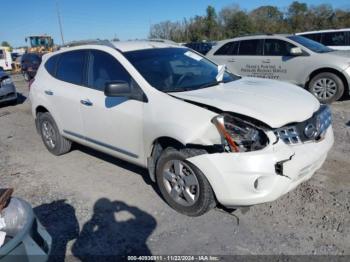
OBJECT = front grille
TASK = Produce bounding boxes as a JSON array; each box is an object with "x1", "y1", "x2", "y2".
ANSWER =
[{"x1": 274, "y1": 105, "x2": 332, "y2": 145}]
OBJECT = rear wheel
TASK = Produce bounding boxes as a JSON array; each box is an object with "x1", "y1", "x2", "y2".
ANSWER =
[
  {"x1": 38, "y1": 112, "x2": 71, "y2": 155},
  {"x1": 308, "y1": 72, "x2": 344, "y2": 103},
  {"x1": 156, "y1": 148, "x2": 215, "y2": 216}
]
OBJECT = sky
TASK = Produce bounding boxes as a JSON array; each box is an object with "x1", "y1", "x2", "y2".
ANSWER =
[{"x1": 2, "y1": 0, "x2": 350, "y2": 47}]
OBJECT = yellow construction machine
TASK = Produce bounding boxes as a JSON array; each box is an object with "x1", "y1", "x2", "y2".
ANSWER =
[{"x1": 25, "y1": 35, "x2": 54, "y2": 54}]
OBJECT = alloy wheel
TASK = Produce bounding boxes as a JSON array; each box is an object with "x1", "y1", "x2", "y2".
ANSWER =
[
  {"x1": 311, "y1": 78, "x2": 337, "y2": 100},
  {"x1": 162, "y1": 160, "x2": 200, "y2": 206},
  {"x1": 42, "y1": 121, "x2": 56, "y2": 149}
]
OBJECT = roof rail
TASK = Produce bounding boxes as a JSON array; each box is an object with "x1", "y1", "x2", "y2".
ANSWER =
[{"x1": 60, "y1": 39, "x2": 115, "y2": 49}]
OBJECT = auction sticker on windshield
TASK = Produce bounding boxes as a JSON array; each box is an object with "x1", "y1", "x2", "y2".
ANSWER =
[{"x1": 184, "y1": 51, "x2": 203, "y2": 61}]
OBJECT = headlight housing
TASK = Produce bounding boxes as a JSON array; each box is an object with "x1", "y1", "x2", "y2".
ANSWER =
[{"x1": 211, "y1": 113, "x2": 269, "y2": 152}]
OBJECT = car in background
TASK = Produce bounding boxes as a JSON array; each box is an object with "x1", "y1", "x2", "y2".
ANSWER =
[
  {"x1": 207, "y1": 34, "x2": 350, "y2": 103},
  {"x1": 21, "y1": 53, "x2": 42, "y2": 81},
  {"x1": 0, "y1": 69, "x2": 17, "y2": 105},
  {"x1": 0, "y1": 47, "x2": 13, "y2": 71},
  {"x1": 297, "y1": 29, "x2": 350, "y2": 50},
  {"x1": 30, "y1": 41, "x2": 333, "y2": 216},
  {"x1": 184, "y1": 42, "x2": 216, "y2": 55}
]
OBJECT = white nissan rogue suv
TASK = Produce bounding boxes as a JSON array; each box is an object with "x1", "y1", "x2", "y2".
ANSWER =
[{"x1": 30, "y1": 41, "x2": 334, "y2": 216}]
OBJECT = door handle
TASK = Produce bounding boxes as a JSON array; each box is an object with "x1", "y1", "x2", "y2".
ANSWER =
[
  {"x1": 262, "y1": 59, "x2": 271, "y2": 64},
  {"x1": 80, "y1": 99, "x2": 93, "y2": 106},
  {"x1": 44, "y1": 90, "x2": 53, "y2": 96},
  {"x1": 228, "y1": 58, "x2": 236, "y2": 62}
]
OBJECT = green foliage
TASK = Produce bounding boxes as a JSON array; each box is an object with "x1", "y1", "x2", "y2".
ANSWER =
[
  {"x1": 1, "y1": 41, "x2": 12, "y2": 51},
  {"x1": 149, "y1": 1, "x2": 350, "y2": 42}
]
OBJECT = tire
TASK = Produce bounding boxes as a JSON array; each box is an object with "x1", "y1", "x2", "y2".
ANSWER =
[
  {"x1": 308, "y1": 72, "x2": 344, "y2": 103},
  {"x1": 10, "y1": 97, "x2": 18, "y2": 106},
  {"x1": 38, "y1": 112, "x2": 71, "y2": 156},
  {"x1": 156, "y1": 148, "x2": 215, "y2": 216}
]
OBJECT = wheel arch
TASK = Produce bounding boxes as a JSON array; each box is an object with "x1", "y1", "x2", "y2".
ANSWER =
[
  {"x1": 147, "y1": 136, "x2": 187, "y2": 182},
  {"x1": 306, "y1": 67, "x2": 348, "y2": 94},
  {"x1": 34, "y1": 105, "x2": 50, "y2": 133}
]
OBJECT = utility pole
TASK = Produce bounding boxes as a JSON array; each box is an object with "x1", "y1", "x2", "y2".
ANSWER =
[{"x1": 56, "y1": 0, "x2": 65, "y2": 45}]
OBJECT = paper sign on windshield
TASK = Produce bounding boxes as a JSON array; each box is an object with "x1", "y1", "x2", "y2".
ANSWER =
[{"x1": 184, "y1": 51, "x2": 202, "y2": 61}]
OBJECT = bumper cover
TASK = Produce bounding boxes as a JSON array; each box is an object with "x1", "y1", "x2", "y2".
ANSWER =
[{"x1": 187, "y1": 127, "x2": 334, "y2": 207}]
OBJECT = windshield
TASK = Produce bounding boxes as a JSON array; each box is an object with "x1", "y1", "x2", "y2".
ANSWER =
[
  {"x1": 30, "y1": 37, "x2": 52, "y2": 47},
  {"x1": 287, "y1": 35, "x2": 333, "y2": 53},
  {"x1": 124, "y1": 48, "x2": 238, "y2": 92}
]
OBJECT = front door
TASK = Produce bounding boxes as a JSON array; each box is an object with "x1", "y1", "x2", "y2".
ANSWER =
[
  {"x1": 262, "y1": 38, "x2": 307, "y2": 85},
  {"x1": 80, "y1": 49, "x2": 144, "y2": 164}
]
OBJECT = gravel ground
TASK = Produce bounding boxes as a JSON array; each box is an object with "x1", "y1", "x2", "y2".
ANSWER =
[{"x1": 0, "y1": 74, "x2": 349, "y2": 260}]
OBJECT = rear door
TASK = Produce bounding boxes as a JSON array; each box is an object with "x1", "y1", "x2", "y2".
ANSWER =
[
  {"x1": 234, "y1": 39, "x2": 264, "y2": 78},
  {"x1": 209, "y1": 41, "x2": 240, "y2": 75},
  {"x1": 79, "y1": 49, "x2": 144, "y2": 164},
  {"x1": 49, "y1": 50, "x2": 87, "y2": 137}
]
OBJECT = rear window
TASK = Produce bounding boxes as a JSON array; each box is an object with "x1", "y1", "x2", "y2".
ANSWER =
[
  {"x1": 322, "y1": 32, "x2": 347, "y2": 46},
  {"x1": 238, "y1": 40, "x2": 263, "y2": 55},
  {"x1": 214, "y1": 42, "x2": 239, "y2": 56},
  {"x1": 44, "y1": 54, "x2": 59, "y2": 77},
  {"x1": 0, "y1": 50, "x2": 4, "y2": 59},
  {"x1": 56, "y1": 51, "x2": 86, "y2": 85}
]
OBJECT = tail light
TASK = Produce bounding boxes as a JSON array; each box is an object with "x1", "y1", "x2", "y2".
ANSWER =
[{"x1": 28, "y1": 78, "x2": 35, "y2": 90}]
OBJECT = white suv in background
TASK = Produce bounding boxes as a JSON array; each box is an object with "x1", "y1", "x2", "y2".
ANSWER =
[
  {"x1": 30, "y1": 41, "x2": 333, "y2": 216},
  {"x1": 297, "y1": 28, "x2": 350, "y2": 50}
]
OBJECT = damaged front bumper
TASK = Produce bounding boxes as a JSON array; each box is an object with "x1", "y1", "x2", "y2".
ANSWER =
[{"x1": 187, "y1": 127, "x2": 334, "y2": 207}]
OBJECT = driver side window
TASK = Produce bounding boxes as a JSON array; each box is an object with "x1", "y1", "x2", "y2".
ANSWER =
[
  {"x1": 88, "y1": 50, "x2": 131, "y2": 91},
  {"x1": 264, "y1": 39, "x2": 296, "y2": 56}
]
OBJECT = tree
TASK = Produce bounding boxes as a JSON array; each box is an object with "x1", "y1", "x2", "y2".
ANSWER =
[
  {"x1": 148, "y1": 3, "x2": 350, "y2": 43},
  {"x1": 308, "y1": 4, "x2": 334, "y2": 29},
  {"x1": 250, "y1": 6, "x2": 284, "y2": 33},
  {"x1": 1, "y1": 41, "x2": 12, "y2": 51},
  {"x1": 286, "y1": 1, "x2": 308, "y2": 32},
  {"x1": 219, "y1": 5, "x2": 255, "y2": 38},
  {"x1": 204, "y1": 6, "x2": 220, "y2": 39}
]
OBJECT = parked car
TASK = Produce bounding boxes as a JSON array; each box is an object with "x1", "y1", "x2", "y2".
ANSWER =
[
  {"x1": 30, "y1": 41, "x2": 333, "y2": 216},
  {"x1": 21, "y1": 53, "x2": 42, "y2": 81},
  {"x1": 184, "y1": 42, "x2": 216, "y2": 55},
  {"x1": 0, "y1": 70, "x2": 17, "y2": 104},
  {"x1": 0, "y1": 47, "x2": 13, "y2": 71},
  {"x1": 207, "y1": 34, "x2": 350, "y2": 103},
  {"x1": 297, "y1": 28, "x2": 350, "y2": 50}
]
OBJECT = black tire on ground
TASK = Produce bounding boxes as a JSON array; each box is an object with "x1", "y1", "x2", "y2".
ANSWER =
[
  {"x1": 10, "y1": 97, "x2": 18, "y2": 106},
  {"x1": 38, "y1": 112, "x2": 71, "y2": 156},
  {"x1": 156, "y1": 147, "x2": 216, "y2": 216},
  {"x1": 308, "y1": 72, "x2": 344, "y2": 103}
]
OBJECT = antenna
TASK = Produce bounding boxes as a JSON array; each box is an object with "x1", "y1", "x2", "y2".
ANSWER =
[{"x1": 56, "y1": 0, "x2": 65, "y2": 45}]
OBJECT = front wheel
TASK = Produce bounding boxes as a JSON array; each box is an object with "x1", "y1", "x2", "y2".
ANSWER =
[
  {"x1": 156, "y1": 148, "x2": 215, "y2": 216},
  {"x1": 38, "y1": 112, "x2": 72, "y2": 156},
  {"x1": 308, "y1": 72, "x2": 344, "y2": 103}
]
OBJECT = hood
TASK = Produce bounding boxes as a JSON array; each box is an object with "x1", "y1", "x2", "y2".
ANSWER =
[
  {"x1": 171, "y1": 77, "x2": 320, "y2": 128},
  {"x1": 330, "y1": 50, "x2": 350, "y2": 59}
]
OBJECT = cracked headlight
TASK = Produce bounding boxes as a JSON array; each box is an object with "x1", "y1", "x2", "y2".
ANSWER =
[{"x1": 211, "y1": 113, "x2": 269, "y2": 152}]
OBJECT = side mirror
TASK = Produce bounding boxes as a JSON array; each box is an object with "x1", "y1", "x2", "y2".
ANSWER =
[
  {"x1": 104, "y1": 81, "x2": 131, "y2": 97},
  {"x1": 289, "y1": 47, "x2": 303, "y2": 56}
]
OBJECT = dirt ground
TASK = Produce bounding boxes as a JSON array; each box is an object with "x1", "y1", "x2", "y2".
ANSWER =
[{"x1": 1, "y1": 74, "x2": 349, "y2": 260}]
